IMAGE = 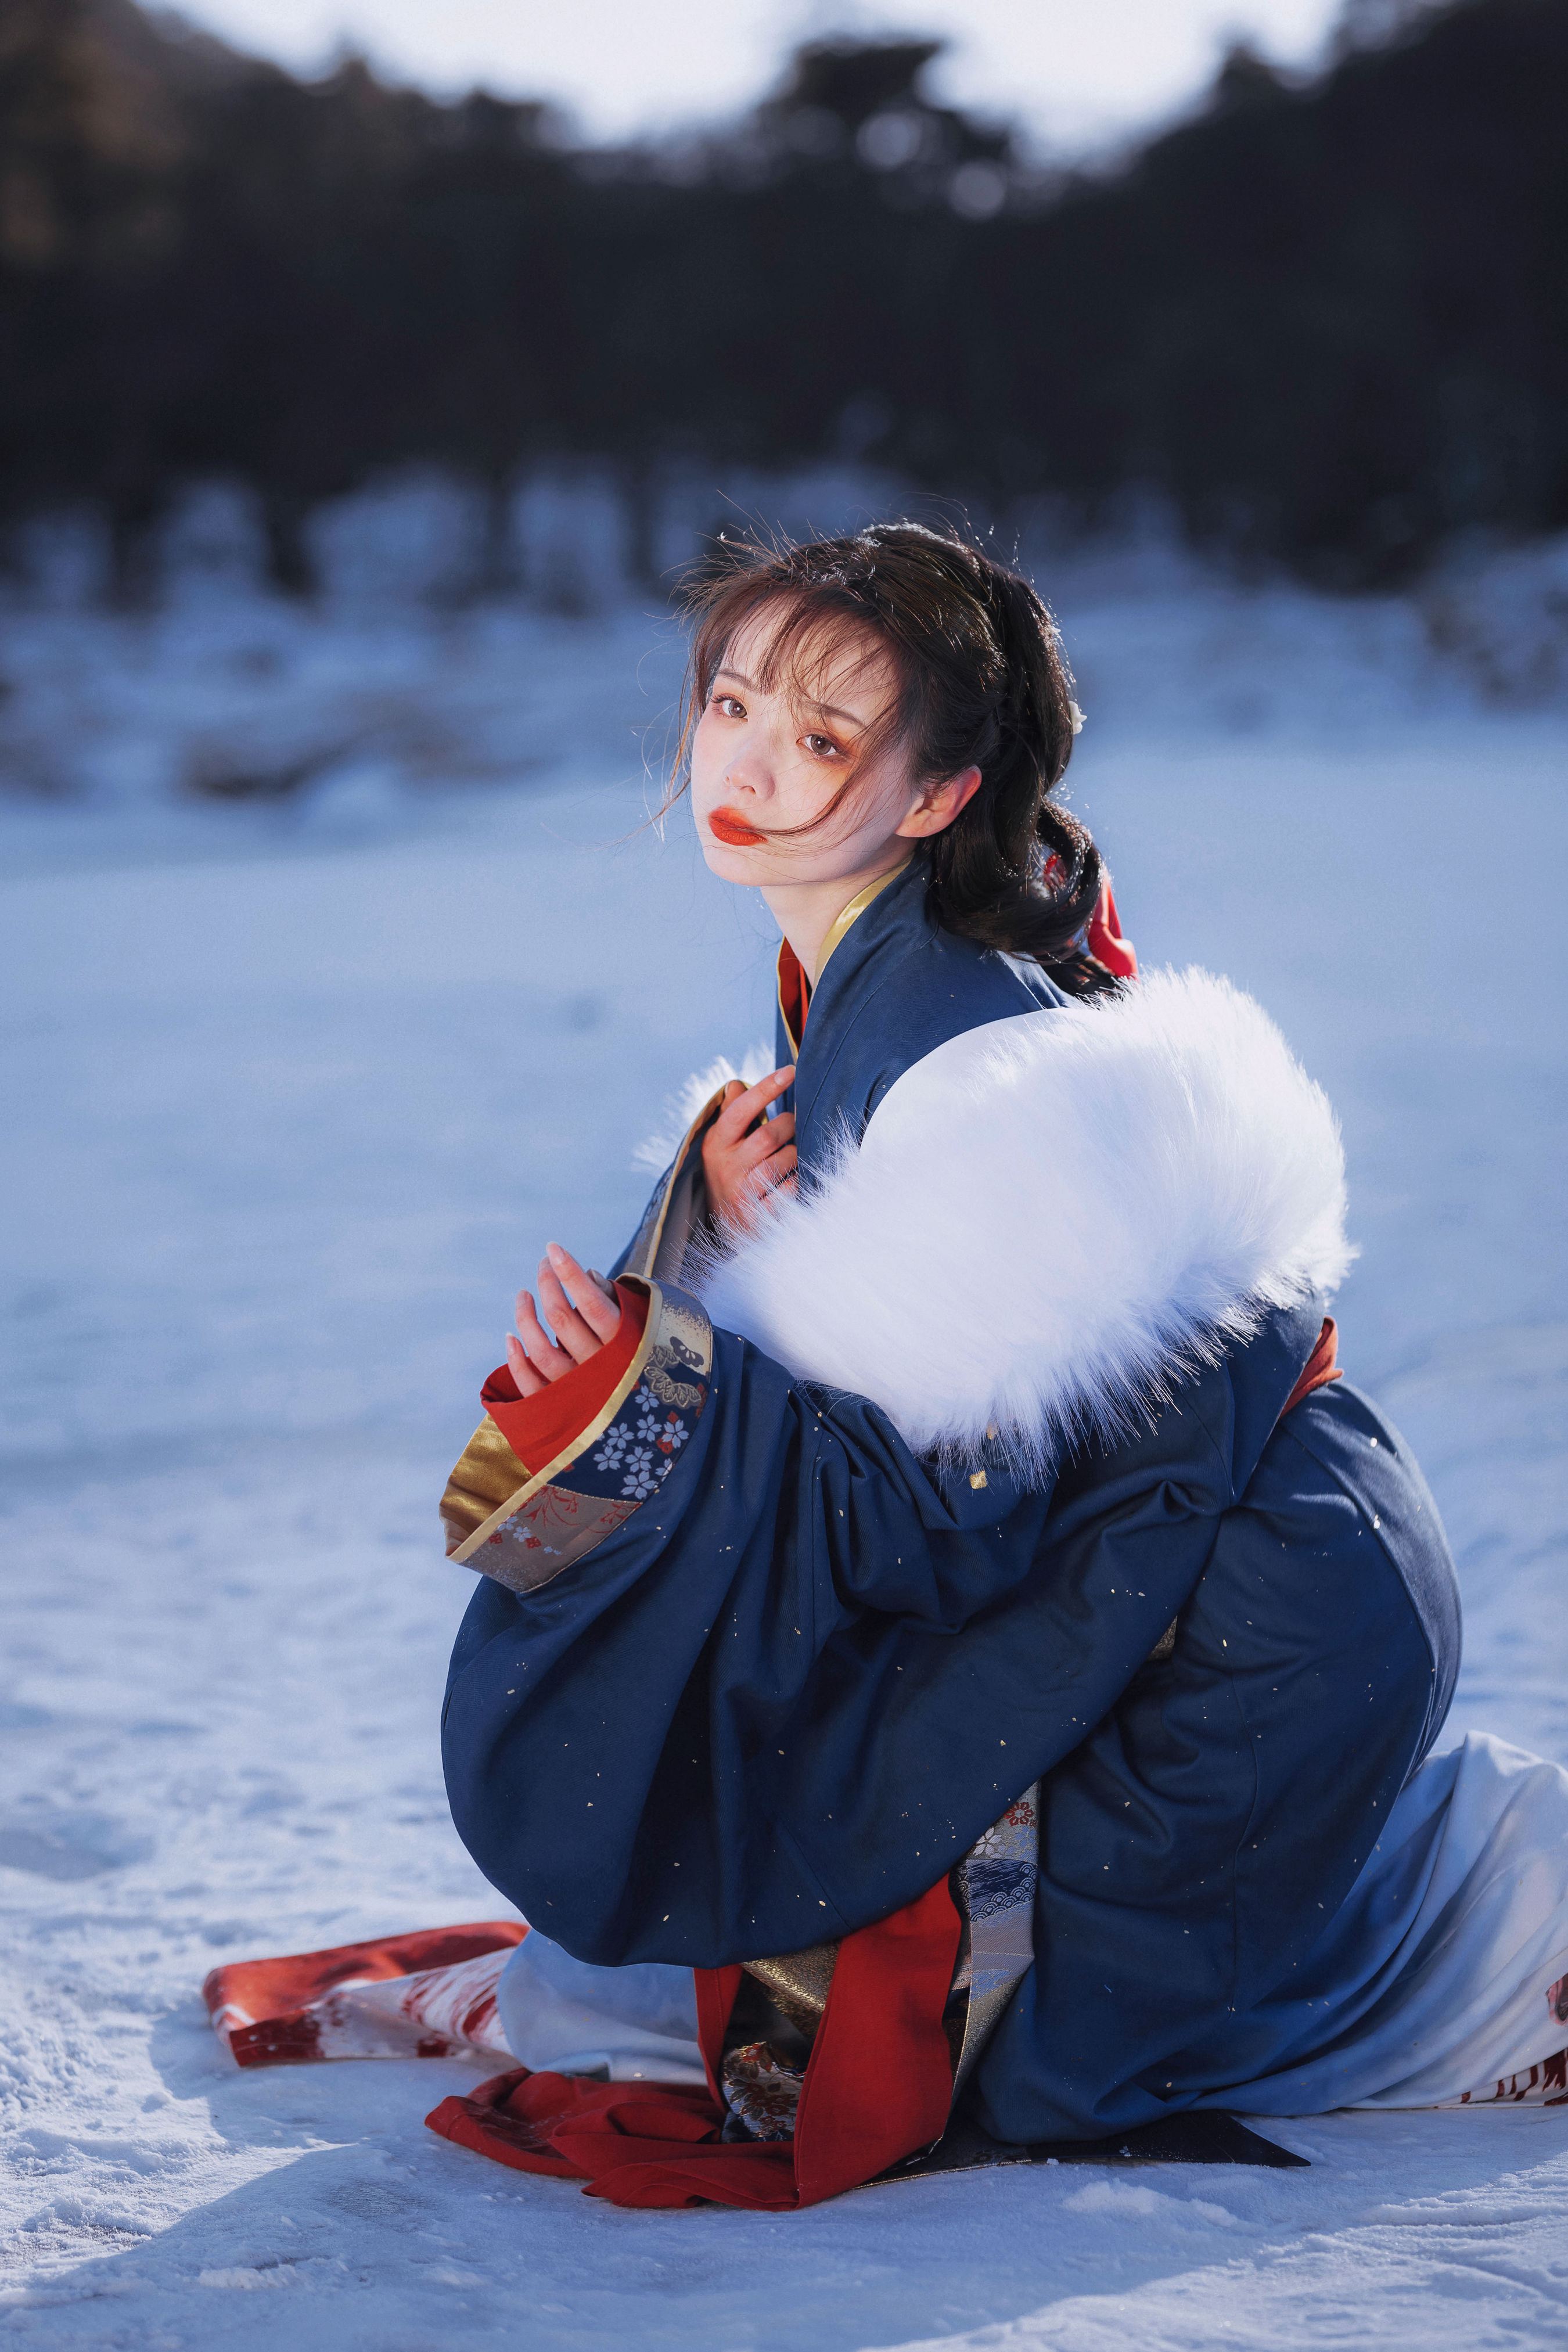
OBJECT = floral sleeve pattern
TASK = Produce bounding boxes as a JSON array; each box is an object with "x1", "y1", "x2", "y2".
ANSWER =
[{"x1": 591, "y1": 1377, "x2": 692, "y2": 1497}]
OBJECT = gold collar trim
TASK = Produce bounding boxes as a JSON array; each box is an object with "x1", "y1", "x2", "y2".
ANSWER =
[
  {"x1": 814, "y1": 857, "x2": 912, "y2": 990},
  {"x1": 776, "y1": 952, "x2": 803, "y2": 1063}
]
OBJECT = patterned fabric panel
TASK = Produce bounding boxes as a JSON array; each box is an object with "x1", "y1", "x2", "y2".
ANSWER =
[
  {"x1": 584, "y1": 1366, "x2": 702, "y2": 1500},
  {"x1": 469, "y1": 1489, "x2": 645, "y2": 1598},
  {"x1": 1441, "y1": 1972, "x2": 1568, "y2": 2108},
  {"x1": 722, "y1": 2040, "x2": 805, "y2": 2141},
  {"x1": 1450, "y1": 2051, "x2": 1568, "y2": 2107},
  {"x1": 950, "y1": 1784, "x2": 1039, "y2": 2105}
]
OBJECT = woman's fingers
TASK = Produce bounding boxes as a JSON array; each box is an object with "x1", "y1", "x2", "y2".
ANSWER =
[
  {"x1": 538, "y1": 1245, "x2": 621, "y2": 1360},
  {"x1": 546, "y1": 1245, "x2": 623, "y2": 1338},
  {"x1": 702, "y1": 1071, "x2": 798, "y2": 1234},
  {"x1": 733, "y1": 1108, "x2": 794, "y2": 1174},
  {"x1": 505, "y1": 1329, "x2": 550, "y2": 1397},
  {"x1": 512, "y1": 1288, "x2": 574, "y2": 1384},
  {"x1": 535, "y1": 1261, "x2": 600, "y2": 1364},
  {"x1": 745, "y1": 1143, "x2": 797, "y2": 1197},
  {"x1": 507, "y1": 1250, "x2": 620, "y2": 1394},
  {"x1": 713, "y1": 1065, "x2": 795, "y2": 1142},
  {"x1": 707, "y1": 1079, "x2": 749, "y2": 1147}
]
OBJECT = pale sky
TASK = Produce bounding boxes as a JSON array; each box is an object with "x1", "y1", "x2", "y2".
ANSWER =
[{"x1": 168, "y1": 0, "x2": 1350, "y2": 152}]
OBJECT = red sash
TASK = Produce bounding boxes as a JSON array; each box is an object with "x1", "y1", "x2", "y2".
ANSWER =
[{"x1": 425, "y1": 1878, "x2": 960, "y2": 2210}]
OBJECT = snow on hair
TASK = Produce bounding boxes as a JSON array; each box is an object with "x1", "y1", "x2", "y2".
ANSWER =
[{"x1": 695, "y1": 968, "x2": 1354, "y2": 1479}]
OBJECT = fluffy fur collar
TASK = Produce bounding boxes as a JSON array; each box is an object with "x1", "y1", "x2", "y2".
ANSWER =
[{"x1": 693, "y1": 968, "x2": 1353, "y2": 1474}]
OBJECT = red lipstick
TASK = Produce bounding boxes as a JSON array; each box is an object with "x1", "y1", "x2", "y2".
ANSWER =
[{"x1": 709, "y1": 807, "x2": 767, "y2": 847}]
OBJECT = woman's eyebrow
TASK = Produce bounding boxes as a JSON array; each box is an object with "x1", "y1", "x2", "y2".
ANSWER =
[{"x1": 715, "y1": 664, "x2": 870, "y2": 731}]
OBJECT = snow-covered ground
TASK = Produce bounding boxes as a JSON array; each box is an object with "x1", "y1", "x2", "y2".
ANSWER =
[{"x1": 2, "y1": 524, "x2": 1567, "y2": 2346}]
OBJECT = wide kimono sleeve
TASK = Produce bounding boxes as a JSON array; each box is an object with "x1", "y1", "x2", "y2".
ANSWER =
[{"x1": 438, "y1": 1276, "x2": 1320, "y2": 1969}]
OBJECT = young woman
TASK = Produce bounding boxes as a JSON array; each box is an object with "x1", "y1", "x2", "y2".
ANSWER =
[{"x1": 208, "y1": 526, "x2": 1568, "y2": 2209}]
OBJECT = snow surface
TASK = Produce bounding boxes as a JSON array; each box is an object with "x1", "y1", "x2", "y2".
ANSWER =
[{"x1": 2, "y1": 535, "x2": 1567, "y2": 2346}]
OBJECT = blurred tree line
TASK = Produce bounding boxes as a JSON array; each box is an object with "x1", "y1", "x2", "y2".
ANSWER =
[{"x1": 0, "y1": 0, "x2": 1562, "y2": 595}]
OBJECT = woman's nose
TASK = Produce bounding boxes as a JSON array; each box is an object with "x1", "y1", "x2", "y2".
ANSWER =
[{"x1": 723, "y1": 747, "x2": 772, "y2": 796}]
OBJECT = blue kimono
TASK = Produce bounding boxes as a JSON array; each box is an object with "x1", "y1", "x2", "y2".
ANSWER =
[{"x1": 440, "y1": 857, "x2": 1463, "y2": 2142}]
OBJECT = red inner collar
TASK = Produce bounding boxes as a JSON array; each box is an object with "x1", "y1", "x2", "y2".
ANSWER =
[{"x1": 778, "y1": 939, "x2": 811, "y2": 1049}]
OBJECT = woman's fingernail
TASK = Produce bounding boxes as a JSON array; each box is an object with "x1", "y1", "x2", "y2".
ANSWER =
[{"x1": 546, "y1": 1241, "x2": 565, "y2": 1264}]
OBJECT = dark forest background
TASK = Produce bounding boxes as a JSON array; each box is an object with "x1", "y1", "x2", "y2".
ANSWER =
[{"x1": 1, "y1": 0, "x2": 1563, "y2": 600}]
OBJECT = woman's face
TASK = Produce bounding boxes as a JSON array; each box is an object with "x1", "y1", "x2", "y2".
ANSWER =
[{"x1": 689, "y1": 614, "x2": 922, "y2": 888}]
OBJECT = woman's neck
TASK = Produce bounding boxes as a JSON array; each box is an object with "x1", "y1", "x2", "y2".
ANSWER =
[{"x1": 760, "y1": 852, "x2": 911, "y2": 987}]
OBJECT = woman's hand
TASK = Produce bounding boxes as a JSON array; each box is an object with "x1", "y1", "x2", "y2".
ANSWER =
[
  {"x1": 702, "y1": 1065, "x2": 797, "y2": 1233},
  {"x1": 506, "y1": 1243, "x2": 621, "y2": 1397}
]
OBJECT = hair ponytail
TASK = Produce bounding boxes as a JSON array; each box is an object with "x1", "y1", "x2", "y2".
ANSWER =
[
  {"x1": 923, "y1": 563, "x2": 1113, "y2": 995},
  {"x1": 679, "y1": 522, "x2": 1123, "y2": 999}
]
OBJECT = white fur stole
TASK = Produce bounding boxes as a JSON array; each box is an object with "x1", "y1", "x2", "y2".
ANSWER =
[{"x1": 693, "y1": 968, "x2": 1353, "y2": 1475}]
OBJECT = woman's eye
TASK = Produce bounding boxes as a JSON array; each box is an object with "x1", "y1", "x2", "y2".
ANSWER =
[
  {"x1": 714, "y1": 694, "x2": 745, "y2": 720},
  {"x1": 803, "y1": 733, "x2": 842, "y2": 759}
]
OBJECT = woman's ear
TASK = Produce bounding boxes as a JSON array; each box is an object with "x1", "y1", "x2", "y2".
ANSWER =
[{"x1": 895, "y1": 765, "x2": 984, "y2": 840}]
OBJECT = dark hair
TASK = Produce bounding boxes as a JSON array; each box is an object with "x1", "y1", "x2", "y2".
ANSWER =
[{"x1": 674, "y1": 520, "x2": 1119, "y2": 998}]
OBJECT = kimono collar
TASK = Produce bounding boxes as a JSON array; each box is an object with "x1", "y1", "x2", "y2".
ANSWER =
[{"x1": 775, "y1": 857, "x2": 918, "y2": 1058}]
